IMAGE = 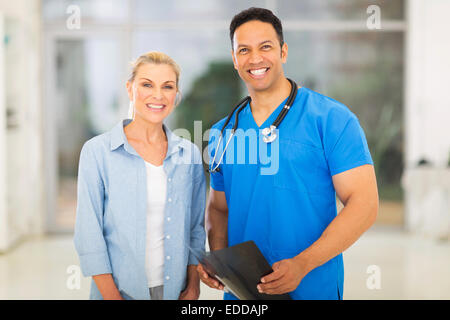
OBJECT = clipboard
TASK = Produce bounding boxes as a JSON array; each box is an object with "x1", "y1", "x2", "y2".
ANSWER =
[{"x1": 190, "y1": 240, "x2": 292, "y2": 300}]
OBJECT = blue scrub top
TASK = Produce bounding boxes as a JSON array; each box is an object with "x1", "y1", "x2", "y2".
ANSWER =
[{"x1": 208, "y1": 87, "x2": 373, "y2": 300}]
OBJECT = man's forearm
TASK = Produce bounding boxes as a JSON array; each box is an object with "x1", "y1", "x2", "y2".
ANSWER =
[
  {"x1": 295, "y1": 195, "x2": 378, "y2": 274},
  {"x1": 186, "y1": 265, "x2": 200, "y2": 286},
  {"x1": 206, "y1": 207, "x2": 228, "y2": 251}
]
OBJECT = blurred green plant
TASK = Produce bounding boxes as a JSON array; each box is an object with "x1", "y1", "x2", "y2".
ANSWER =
[
  {"x1": 175, "y1": 60, "x2": 243, "y2": 146},
  {"x1": 329, "y1": 52, "x2": 403, "y2": 200},
  {"x1": 367, "y1": 102, "x2": 402, "y2": 176}
]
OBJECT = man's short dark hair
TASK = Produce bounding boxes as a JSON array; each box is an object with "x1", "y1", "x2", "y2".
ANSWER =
[{"x1": 229, "y1": 7, "x2": 284, "y2": 50}]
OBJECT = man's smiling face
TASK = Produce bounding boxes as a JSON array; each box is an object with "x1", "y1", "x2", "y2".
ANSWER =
[{"x1": 231, "y1": 20, "x2": 288, "y2": 92}]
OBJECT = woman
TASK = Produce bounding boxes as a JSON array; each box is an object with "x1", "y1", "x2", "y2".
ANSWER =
[{"x1": 74, "y1": 52, "x2": 206, "y2": 300}]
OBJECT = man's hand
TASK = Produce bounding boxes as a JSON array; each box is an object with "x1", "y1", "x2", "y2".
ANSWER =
[
  {"x1": 257, "y1": 256, "x2": 309, "y2": 295},
  {"x1": 197, "y1": 264, "x2": 225, "y2": 291},
  {"x1": 179, "y1": 265, "x2": 201, "y2": 300},
  {"x1": 178, "y1": 283, "x2": 200, "y2": 300}
]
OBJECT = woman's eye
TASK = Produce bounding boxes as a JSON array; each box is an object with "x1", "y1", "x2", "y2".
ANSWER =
[
  {"x1": 143, "y1": 83, "x2": 152, "y2": 88},
  {"x1": 164, "y1": 85, "x2": 174, "y2": 89}
]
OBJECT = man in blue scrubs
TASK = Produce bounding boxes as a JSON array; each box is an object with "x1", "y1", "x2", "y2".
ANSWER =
[{"x1": 198, "y1": 7, "x2": 379, "y2": 300}]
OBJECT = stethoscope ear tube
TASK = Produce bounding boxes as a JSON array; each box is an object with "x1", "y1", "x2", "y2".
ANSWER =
[
  {"x1": 209, "y1": 97, "x2": 250, "y2": 173},
  {"x1": 271, "y1": 78, "x2": 297, "y2": 128},
  {"x1": 220, "y1": 96, "x2": 251, "y2": 135}
]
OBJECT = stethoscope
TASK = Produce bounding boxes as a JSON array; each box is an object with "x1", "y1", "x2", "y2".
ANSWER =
[{"x1": 208, "y1": 78, "x2": 298, "y2": 173}]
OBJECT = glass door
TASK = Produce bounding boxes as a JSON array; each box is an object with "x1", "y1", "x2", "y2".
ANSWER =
[{"x1": 44, "y1": 33, "x2": 128, "y2": 232}]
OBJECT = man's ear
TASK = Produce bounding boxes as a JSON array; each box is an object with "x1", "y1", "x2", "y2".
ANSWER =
[
  {"x1": 231, "y1": 49, "x2": 238, "y2": 70},
  {"x1": 281, "y1": 42, "x2": 288, "y2": 63}
]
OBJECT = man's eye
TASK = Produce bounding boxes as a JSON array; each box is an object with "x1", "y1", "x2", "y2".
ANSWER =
[
  {"x1": 239, "y1": 48, "x2": 248, "y2": 54},
  {"x1": 262, "y1": 45, "x2": 272, "y2": 50}
]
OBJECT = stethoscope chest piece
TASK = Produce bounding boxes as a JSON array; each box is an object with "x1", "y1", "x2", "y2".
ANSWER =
[{"x1": 262, "y1": 125, "x2": 277, "y2": 143}]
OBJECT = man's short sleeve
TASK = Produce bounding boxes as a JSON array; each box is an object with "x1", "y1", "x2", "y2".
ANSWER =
[
  {"x1": 208, "y1": 125, "x2": 225, "y2": 191},
  {"x1": 324, "y1": 110, "x2": 373, "y2": 176}
]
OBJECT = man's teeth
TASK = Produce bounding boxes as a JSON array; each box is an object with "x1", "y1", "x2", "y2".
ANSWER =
[
  {"x1": 147, "y1": 104, "x2": 164, "y2": 109},
  {"x1": 250, "y1": 68, "x2": 268, "y2": 75}
]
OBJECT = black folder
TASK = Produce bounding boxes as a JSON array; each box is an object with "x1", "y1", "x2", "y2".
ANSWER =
[{"x1": 192, "y1": 240, "x2": 292, "y2": 300}]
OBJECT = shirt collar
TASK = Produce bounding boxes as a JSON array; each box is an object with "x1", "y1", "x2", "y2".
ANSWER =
[{"x1": 110, "y1": 119, "x2": 185, "y2": 157}]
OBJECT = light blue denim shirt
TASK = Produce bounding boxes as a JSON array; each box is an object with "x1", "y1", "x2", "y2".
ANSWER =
[{"x1": 74, "y1": 119, "x2": 206, "y2": 300}]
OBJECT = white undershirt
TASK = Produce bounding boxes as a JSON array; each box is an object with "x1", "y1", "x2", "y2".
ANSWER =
[{"x1": 144, "y1": 161, "x2": 167, "y2": 288}]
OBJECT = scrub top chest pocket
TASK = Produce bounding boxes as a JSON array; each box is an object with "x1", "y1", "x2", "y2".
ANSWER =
[{"x1": 273, "y1": 139, "x2": 332, "y2": 195}]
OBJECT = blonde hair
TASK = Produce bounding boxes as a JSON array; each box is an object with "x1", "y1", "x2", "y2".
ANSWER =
[{"x1": 128, "y1": 51, "x2": 181, "y2": 88}]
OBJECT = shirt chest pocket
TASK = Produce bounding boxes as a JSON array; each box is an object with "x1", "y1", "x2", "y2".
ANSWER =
[
  {"x1": 170, "y1": 166, "x2": 193, "y2": 205},
  {"x1": 273, "y1": 139, "x2": 331, "y2": 195}
]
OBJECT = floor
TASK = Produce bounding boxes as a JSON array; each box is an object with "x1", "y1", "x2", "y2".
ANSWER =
[{"x1": 0, "y1": 225, "x2": 449, "y2": 300}]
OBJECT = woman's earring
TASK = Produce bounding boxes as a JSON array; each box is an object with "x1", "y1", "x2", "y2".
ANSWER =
[
  {"x1": 128, "y1": 101, "x2": 135, "y2": 119},
  {"x1": 175, "y1": 91, "x2": 182, "y2": 107}
]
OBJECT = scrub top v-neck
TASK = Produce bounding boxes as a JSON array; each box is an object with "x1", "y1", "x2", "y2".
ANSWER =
[{"x1": 208, "y1": 87, "x2": 373, "y2": 300}]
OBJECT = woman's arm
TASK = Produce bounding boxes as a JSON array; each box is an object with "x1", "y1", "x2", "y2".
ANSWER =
[
  {"x1": 180, "y1": 154, "x2": 206, "y2": 300},
  {"x1": 74, "y1": 142, "x2": 120, "y2": 299},
  {"x1": 92, "y1": 274, "x2": 124, "y2": 300},
  {"x1": 187, "y1": 159, "x2": 207, "y2": 266}
]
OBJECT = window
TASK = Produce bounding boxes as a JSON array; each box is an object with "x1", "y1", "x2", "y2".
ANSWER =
[{"x1": 43, "y1": 0, "x2": 405, "y2": 230}]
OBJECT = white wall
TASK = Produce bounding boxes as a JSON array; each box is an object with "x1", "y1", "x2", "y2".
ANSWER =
[
  {"x1": 404, "y1": 0, "x2": 450, "y2": 238},
  {"x1": 405, "y1": 0, "x2": 450, "y2": 167},
  {"x1": 0, "y1": 15, "x2": 7, "y2": 250},
  {"x1": 0, "y1": 0, "x2": 44, "y2": 252}
]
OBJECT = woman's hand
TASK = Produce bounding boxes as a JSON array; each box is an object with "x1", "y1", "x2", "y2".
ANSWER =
[{"x1": 92, "y1": 273, "x2": 124, "y2": 300}]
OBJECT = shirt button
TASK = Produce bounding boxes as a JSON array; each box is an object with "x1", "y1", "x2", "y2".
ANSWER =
[
  {"x1": 165, "y1": 276, "x2": 170, "y2": 280},
  {"x1": 166, "y1": 256, "x2": 171, "y2": 260},
  {"x1": 166, "y1": 235, "x2": 171, "y2": 239},
  {"x1": 168, "y1": 178, "x2": 172, "y2": 182},
  {"x1": 168, "y1": 198, "x2": 172, "y2": 202},
  {"x1": 167, "y1": 217, "x2": 171, "y2": 222}
]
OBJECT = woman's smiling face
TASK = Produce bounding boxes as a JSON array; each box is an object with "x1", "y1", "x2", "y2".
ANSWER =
[{"x1": 127, "y1": 63, "x2": 178, "y2": 125}]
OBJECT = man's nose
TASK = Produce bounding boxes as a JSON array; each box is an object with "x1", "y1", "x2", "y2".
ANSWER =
[{"x1": 249, "y1": 51, "x2": 263, "y2": 64}]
